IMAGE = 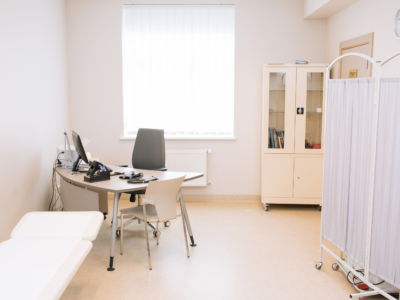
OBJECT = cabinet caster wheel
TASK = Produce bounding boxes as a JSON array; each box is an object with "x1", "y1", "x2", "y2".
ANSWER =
[
  {"x1": 263, "y1": 204, "x2": 269, "y2": 211},
  {"x1": 116, "y1": 230, "x2": 121, "y2": 237},
  {"x1": 332, "y1": 263, "x2": 339, "y2": 271},
  {"x1": 318, "y1": 205, "x2": 322, "y2": 211},
  {"x1": 315, "y1": 262, "x2": 323, "y2": 270},
  {"x1": 153, "y1": 230, "x2": 161, "y2": 237},
  {"x1": 164, "y1": 221, "x2": 170, "y2": 227}
]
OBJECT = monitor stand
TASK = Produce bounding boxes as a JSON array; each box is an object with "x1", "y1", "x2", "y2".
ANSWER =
[{"x1": 72, "y1": 155, "x2": 82, "y2": 172}]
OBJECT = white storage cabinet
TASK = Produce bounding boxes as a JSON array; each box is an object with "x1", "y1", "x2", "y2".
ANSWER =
[{"x1": 261, "y1": 64, "x2": 326, "y2": 211}]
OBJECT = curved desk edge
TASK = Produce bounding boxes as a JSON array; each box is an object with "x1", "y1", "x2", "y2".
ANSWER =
[{"x1": 56, "y1": 165, "x2": 204, "y2": 193}]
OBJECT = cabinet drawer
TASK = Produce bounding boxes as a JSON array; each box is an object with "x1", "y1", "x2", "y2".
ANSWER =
[
  {"x1": 262, "y1": 157, "x2": 294, "y2": 198},
  {"x1": 293, "y1": 158, "x2": 323, "y2": 198}
]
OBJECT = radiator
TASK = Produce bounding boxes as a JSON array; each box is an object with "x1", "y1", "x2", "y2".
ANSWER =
[{"x1": 165, "y1": 149, "x2": 210, "y2": 187}]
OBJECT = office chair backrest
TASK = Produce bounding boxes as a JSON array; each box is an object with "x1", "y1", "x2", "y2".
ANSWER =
[
  {"x1": 144, "y1": 176, "x2": 186, "y2": 222},
  {"x1": 132, "y1": 128, "x2": 165, "y2": 170}
]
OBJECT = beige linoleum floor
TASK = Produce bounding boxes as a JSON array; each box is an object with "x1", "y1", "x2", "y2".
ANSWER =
[{"x1": 60, "y1": 201, "x2": 381, "y2": 300}]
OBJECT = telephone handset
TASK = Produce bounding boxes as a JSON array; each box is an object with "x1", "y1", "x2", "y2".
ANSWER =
[{"x1": 86, "y1": 161, "x2": 113, "y2": 177}]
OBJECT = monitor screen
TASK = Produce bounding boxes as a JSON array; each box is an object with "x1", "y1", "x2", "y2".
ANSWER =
[{"x1": 72, "y1": 131, "x2": 89, "y2": 164}]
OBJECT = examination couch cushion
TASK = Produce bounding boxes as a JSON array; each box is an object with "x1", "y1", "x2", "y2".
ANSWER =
[
  {"x1": 0, "y1": 238, "x2": 92, "y2": 300},
  {"x1": 10, "y1": 211, "x2": 103, "y2": 241}
]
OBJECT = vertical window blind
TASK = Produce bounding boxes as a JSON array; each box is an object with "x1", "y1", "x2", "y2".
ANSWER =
[{"x1": 122, "y1": 5, "x2": 235, "y2": 138}]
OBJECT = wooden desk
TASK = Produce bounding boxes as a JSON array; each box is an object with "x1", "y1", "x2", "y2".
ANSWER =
[{"x1": 56, "y1": 164, "x2": 203, "y2": 271}]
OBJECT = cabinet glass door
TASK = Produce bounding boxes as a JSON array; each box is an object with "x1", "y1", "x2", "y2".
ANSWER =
[
  {"x1": 295, "y1": 68, "x2": 325, "y2": 154},
  {"x1": 263, "y1": 67, "x2": 296, "y2": 153},
  {"x1": 268, "y1": 72, "x2": 286, "y2": 149}
]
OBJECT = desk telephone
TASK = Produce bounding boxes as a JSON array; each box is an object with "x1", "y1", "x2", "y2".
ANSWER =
[
  {"x1": 84, "y1": 161, "x2": 112, "y2": 183},
  {"x1": 84, "y1": 162, "x2": 158, "y2": 184}
]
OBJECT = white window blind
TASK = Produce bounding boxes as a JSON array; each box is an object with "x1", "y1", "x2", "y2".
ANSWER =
[{"x1": 122, "y1": 5, "x2": 235, "y2": 138}]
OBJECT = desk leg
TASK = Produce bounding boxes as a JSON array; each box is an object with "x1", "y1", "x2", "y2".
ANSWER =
[
  {"x1": 108, "y1": 192, "x2": 121, "y2": 271},
  {"x1": 179, "y1": 189, "x2": 196, "y2": 247}
]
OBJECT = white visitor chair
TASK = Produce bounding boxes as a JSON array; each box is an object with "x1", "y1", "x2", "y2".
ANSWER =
[{"x1": 119, "y1": 176, "x2": 189, "y2": 270}]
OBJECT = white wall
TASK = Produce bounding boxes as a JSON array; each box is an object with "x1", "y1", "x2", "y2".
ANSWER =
[
  {"x1": 304, "y1": 0, "x2": 359, "y2": 20},
  {"x1": 66, "y1": 0, "x2": 326, "y2": 197},
  {"x1": 326, "y1": 0, "x2": 400, "y2": 77},
  {"x1": 0, "y1": 0, "x2": 70, "y2": 242},
  {"x1": 304, "y1": 0, "x2": 330, "y2": 18}
]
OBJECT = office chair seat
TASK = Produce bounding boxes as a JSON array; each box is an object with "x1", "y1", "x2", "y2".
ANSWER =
[{"x1": 120, "y1": 205, "x2": 181, "y2": 224}]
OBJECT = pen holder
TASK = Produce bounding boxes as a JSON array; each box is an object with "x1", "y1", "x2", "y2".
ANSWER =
[{"x1": 84, "y1": 170, "x2": 111, "y2": 183}]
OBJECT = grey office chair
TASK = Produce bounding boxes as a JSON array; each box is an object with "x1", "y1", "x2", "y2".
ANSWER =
[
  {"x1": 118, "y1": 128, "x2": 167, "y2": 202},
  {"x1": 116, "y1": 128, "x2": 167, "y2": 237},
  {"x1": 131, "y1": 128, "x2": 167, "y2": 172}
]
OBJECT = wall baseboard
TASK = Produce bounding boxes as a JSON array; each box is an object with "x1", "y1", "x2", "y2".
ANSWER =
[
  {"x1": 181, "y1": 194, "x2": 260, "y2": 202},
  {"x1": 108, "y1": 193, "x2": 260, "y2": 202}
]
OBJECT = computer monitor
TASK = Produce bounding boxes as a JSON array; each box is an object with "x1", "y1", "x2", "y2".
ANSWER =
[{"x1": 71, "y1": 131, "x2": 89, "y2": 172}]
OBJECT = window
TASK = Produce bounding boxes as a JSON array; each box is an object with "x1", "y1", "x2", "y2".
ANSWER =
[{"x1": 122, "y1": 5, "x2": 235, "y2": 139}]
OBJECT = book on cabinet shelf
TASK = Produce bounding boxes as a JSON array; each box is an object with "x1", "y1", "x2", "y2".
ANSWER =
[{"x1": 268, "y1": 127, "x2": 284, "y2": 149}]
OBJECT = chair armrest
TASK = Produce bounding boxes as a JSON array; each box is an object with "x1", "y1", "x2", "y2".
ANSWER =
[
  {"x1": 142, "y1": 198, "x2": 155, "y2": 205},
  {"x1": 153, "y1": 168, "x2": 167, "y2": 171},
  {"x1": 116, "y1": 165, "x2": 129, "y2": 167}
]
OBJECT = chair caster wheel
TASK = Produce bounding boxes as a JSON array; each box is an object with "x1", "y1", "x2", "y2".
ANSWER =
[
  {"x1": 315, "y1": 262, "x2": 323, "y2": 270},
  {"x1": 153, "y1": 230, "x2": 161, "y2": 237},
  {"x1": 332, "y1": 263, "x2": 339, "y2": 271},
  {"x1": 103, "y1": 215, "x2": 107, "y2": 220},
  {"x1": 116, "y1": 230, "x2": 120, "y2": 237},
  {"x1": 164, "y1": 221, "x2": 170, "y2": 227}
]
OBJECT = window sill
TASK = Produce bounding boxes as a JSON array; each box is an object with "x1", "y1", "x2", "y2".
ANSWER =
[{"x1": 120, "y1": 136, "x2": 237, "y2": 141}]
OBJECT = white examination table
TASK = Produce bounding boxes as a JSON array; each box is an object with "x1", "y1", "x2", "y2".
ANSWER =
[{"x1": 0, "y1": 211, "x2": 103, "y2": 300}]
